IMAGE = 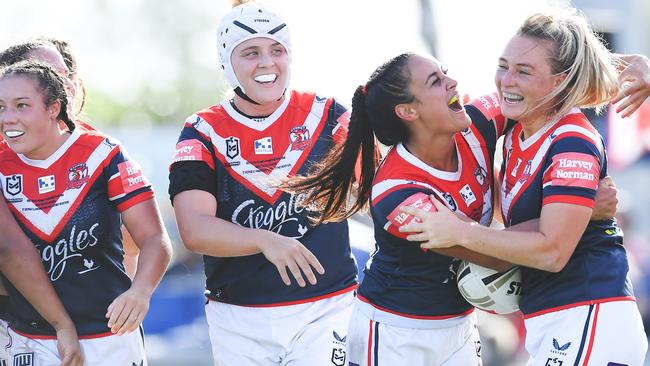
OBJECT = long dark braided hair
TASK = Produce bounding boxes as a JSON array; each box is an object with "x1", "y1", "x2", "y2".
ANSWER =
[
  {"x1": 0, "y1": 61, "x2": 75, "y2": 131},
  {"x1": 284, "y1": 53, "x2": 415, "y2": 224}
]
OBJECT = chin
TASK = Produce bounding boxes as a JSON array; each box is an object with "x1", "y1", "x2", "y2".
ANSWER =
[{"x1": 500, "y1": 106, "x2": 522, "y2": 121}]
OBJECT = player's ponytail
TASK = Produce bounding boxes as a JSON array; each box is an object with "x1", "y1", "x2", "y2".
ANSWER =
[{"x1": 283, "y1": 53, "x2": 415, "y2": 224}]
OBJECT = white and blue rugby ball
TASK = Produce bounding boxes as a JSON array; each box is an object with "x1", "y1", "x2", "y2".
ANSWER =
[{"x1": 456, "y1": 261, "x2": 522, "y2": 314}]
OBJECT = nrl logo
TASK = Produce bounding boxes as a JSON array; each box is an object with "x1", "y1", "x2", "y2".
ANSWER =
[
  {"x1": 226, "y1": 136, "x2": 240, "y2": 160},
  {"x1": 5, "y1": 174, "x2": 22, "y2": 196}
]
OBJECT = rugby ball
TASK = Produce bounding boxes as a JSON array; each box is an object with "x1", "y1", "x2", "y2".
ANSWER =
[{"x1": 456, "y1": 261, "x2": 522, "y2": 314}]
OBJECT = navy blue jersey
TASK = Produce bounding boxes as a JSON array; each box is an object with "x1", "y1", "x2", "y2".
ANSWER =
[
  {"x1": 358, "y1": 95, "x2": 513, "y2": 319},
  {"x1": 0, "y1": 128, "x2": 153, "y2": 336},
  {"x1": 500, "y1": 109, "x2": 634, "y2": 317},
  {"x1": 168, "y1": 90, "x2": 357, "y2": 306}
]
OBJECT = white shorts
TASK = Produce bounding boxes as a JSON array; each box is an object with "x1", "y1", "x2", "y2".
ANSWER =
[
  {"x1": 524, "y1": 300, "x2": 648, "y2": 366},
  {"x1": 346, "y1": 302, "x2": 482, "y2": 366},
  {"x1": 205, "y1": 291, "x2": 354, "y2": 366},
  {"x1": 7, "y1": 327, "x2": 147, "y2": 366},
  {"x1": 0, "y1": 320, "x2": 8, "y2": 366}
]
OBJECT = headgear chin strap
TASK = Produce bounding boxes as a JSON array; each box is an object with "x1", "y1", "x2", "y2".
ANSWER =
[{"x1": 217, "y1": 2, "x2": 292, "y2": 102}]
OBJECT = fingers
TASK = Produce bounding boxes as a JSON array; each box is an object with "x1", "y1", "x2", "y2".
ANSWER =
[
  {"x1": 398, "y1": 221, "x2": 424, "y2": 234},
  {"x1": 601, "y1": 176, "x2": 615, "y2": 188},
  {"x1": 60, "y1": 350, "x2": 83, "y2": 366},
  {"x1": 398, "y1": 205, "x2": 425, "y2": 219},
  {"x1": 285, "y1": 260, "x2": 306, "y2": 287},
  {"x1": 273, "y1": 243, "x2": 324, "y2": 287},
  {"x1": 405, "y1": 232, "x2": 430, "y2": 242},
  {"x1": 276, "y1": 265, "x2": 292, "y2": 286},
  {"x1": 106, "y1": 296, "x2": 146, "y2": 335}
]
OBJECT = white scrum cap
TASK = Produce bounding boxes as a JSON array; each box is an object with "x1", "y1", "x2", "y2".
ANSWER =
[{"x1": 216, "y1": 2, "x2": 292, "y2": 93}]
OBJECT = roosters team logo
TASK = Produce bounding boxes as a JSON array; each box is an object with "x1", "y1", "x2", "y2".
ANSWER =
[
  {"x1": 289, "y1": 126, "x2": 311, "y2": 151},
  {"x1": 67, "y1": 163, "x2": 90, "y2": 189}
]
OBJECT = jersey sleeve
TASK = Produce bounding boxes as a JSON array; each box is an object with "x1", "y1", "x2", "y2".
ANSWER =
[
  {"x1": 373, "y1": 187, "x2": 438, "y2": 240},
  {"x1": 465, "y1": 93, "x2": 515, "y2": 147},
  {"x1": 541, "y1": 136, "x2": 602, "y2": 208},
  {"x1": 168, "y1": 115, "x2": 219, "y2": 202},
  {"x1": 105, "y1": 143, "x2": 154, "y2": 212}
]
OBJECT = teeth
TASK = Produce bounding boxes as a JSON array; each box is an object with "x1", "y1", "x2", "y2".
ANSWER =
[
  {"x1": 4, "y1": 130, "x2": 24, "y2": 138},
  {"x1": 254, "y1": 74, "x2": 277, "y2": 83},
  {"x1": 448, "y1": 95, "x2": 459, "y2": 106},
  {"x1": 502, "y1": 92, "x2": 523, "y2": 102}
]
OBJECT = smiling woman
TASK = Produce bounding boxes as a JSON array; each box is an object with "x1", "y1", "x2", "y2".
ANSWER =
[
  {"x1": 0, "y1": 61, "x2": 172, "y2": 365},
  {"x1": 0, "y1": 67, "x2": 72, "y2": 159},
  {"x1": 168, "y1": 2, "x2": 359, "y2": 365}
]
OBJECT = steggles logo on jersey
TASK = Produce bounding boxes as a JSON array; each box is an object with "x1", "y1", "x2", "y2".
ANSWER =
[
  {"x1": 289, "y1": 126, "x2": 311, "y2": 151},
  {"x1": 5, "y1": 174, "x2": 22, "y2": 196},
  {"x1": 254, "y1": 137, "x2": 273, "y2": 155},
  {"x1": 226, "y1": 136, "x2": 240, "y2": 160},
  {"x1": 67, "y1": 163, "x2": 90, "y2": 189},
  {"x1": 37, "y1": 175, "x2": 56, "y2": 194},
  {"x1": 40, "y1": 223, "x2": 100, "y2": 281},
  {"x1": 231, "y1": 193, "x2": 308, "y2": 238}
]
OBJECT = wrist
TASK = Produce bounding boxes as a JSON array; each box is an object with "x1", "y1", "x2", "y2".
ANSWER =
[
  {"x1": 458, "y1": 221, "x2": 479, "y2": 248},
  {"x1": 52, "y1": 318, "x2": 76, "y2": 333}
]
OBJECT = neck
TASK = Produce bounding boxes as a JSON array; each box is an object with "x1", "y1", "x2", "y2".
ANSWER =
[
  {"x1": 519, "y1": 112, "x2": 556, "y2": 140},
  {"x1": 232, "y1": 94, "x2": 284, "y2": 117},
  {"x1": 26, "y1": 126, "x2": 71, "y2": 160},
  {"x1": 404, "y1": 131, "x2": 457, "y2": 172}
]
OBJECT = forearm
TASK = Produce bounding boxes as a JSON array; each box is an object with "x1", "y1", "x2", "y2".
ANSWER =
[
  {"x1": 130, "y1": 233, "x2": 172, "y2": 295},
  {"x1": 0, "y1": 238, "x2": 73, "y2": 330},
  {"x1": 432, "y1": 246, "x2": 513, "y2": 272},
  {"x1": 459, "y1": 221, "x2": 558, "y2": 271},
  {"x1": 178, "y1": 213, "x2": 278, "y2": 257}
]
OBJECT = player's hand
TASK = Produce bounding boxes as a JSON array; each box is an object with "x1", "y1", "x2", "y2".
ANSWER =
[
  {"x1": 258, "y1": 234, "x2": 324, "y2": 287},
  {"x1": 398, "y1": 195, "x2": 462, "y2": 250},
  {"x1": 592, "y1": 176, "x2": 618, "y2": 221},
  {"x1": 55, "y1": 324, "x2": 84, "y2": 366},
  {"x1": 106, "y1": 285, "x2": 151, "y2": 335},
  {"x1": 612, "y1": 54, "x2": 650, "y2": 117}
]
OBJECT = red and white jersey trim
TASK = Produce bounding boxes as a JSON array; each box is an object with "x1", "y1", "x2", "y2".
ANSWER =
[{"x1": 189, "y1": 94, "x2": 327, "y2": 200}]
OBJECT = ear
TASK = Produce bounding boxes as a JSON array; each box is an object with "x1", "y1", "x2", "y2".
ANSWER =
[
  {"x1": 395, "y1": 103, "x2": 418, "y2": 122},
  {"x1": 47, "y1": 100, "x2": 62, "y2": 120},
  {"x1": 553, "y1": 72, "x2": 567, "y2": 87}
]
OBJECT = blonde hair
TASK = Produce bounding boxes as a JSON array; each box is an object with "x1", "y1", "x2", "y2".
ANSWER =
[{"x1": 518, "y1": 9, "x2": 620, "y2": 118}]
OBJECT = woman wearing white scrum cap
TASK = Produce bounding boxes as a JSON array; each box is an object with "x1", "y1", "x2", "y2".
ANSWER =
[{"x1": 169, "y1": 1, "x2": 358, "y2": 365}]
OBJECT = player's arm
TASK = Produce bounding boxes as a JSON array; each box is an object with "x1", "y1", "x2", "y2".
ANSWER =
[
  {"x1": 400, "y1": 199, "x2": 588, "y2": 272},
  {"x1": 121, "y1": 226, "x2": 139, "y2": 279},
  {"x1": 106, "y1": 198, "x2": 172, "y2": 335},
  {"x1": 172, "y1": 189, "x2": 324, "y2": 287},
  {"x1": 400, "y1": 139, "x2": 600, "y2": 273},
  {"x1": 0, "y1": 199, "x2": 83, "y2": 366}
]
